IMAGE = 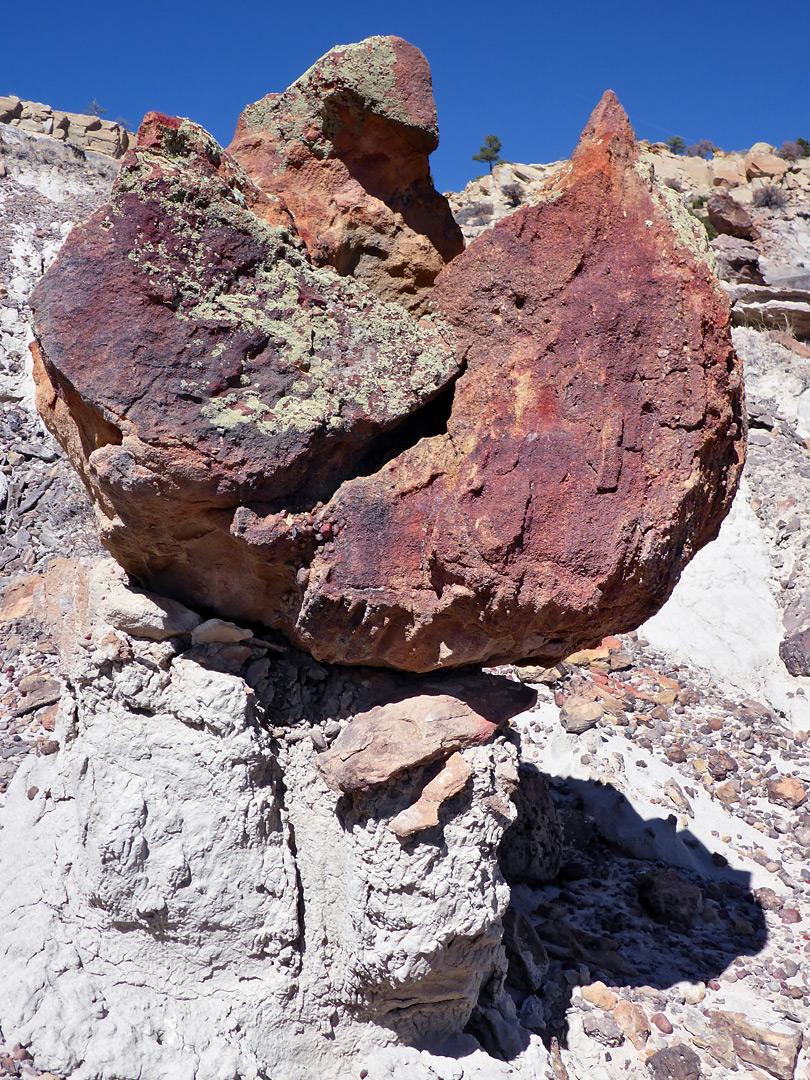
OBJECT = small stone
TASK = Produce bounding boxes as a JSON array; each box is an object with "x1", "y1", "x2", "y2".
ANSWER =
[
  {"x1": 706, "y1": 749, "x2": 737, "y2": 779},
  {"x1": 754, "y1": 887, "x2": 783, "y2": 911},
  {"x1": 680, "y1": 981, "x2": 706, "y2": 1004},
  {"x1": 560, "y1": 699, "x2": 604, "y2": 734},
  {"x1": 779, "y1": 908, "x2": 802, "y2": 925},
  {"x1": 191, "y1": 618, "x2": 253, "y2": 645},
  {"x1": 666, "y1": 745, "x2": 688, "y2": 763},
  {"x1": 613, "y1": 999, "x2": 650, "y2": 1050},
  {"x1": 651, "y1": 1011, "x2": 674, "y2": 1034},
  {"x1": 581, "y1": 980, "x2": 618, "y2": 1010},
  {"x1": 767, "y1": 776, "x2": 806, "y2": 809},
  {"x1": 583, "y1": 1011, "x2": 625, "y2": 1047},
  {"x1": 638, "y1": 869, "x2": 703, "y2": 926},
  {"x1": 654, "y1": 689, "x2": 678, "y2": 707},
  {"x1": 714, "y1": 781, "x2": 740, "y2": 805},
  {"x1": 26, "y1": 786, "x2": 38, "y2": 801},
  {"x1": 646, "y1": 1044, "x2": 701, "y2": 1080}
]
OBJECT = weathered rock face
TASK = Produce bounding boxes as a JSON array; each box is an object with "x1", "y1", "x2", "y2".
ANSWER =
[
  {"x1": 745, "y1": 143, "x2": 789, "y2": 182},
  {"x1": 711, "y1": 234, "x2": 765, "y2": 285},
  {"x1": 31, "y1": 73, "x2": 745, "y2": 673},
  {"x1": 228, "y1": 36, "x2": 464, "y2": 313},
  {"x1": 0, "y1": 558, "x2": 537, "y2": 1079}
]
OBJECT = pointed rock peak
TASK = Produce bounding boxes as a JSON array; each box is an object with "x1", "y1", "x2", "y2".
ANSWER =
[{"x1": 573, "y1": 89, "x2": 637, "y2": 162}]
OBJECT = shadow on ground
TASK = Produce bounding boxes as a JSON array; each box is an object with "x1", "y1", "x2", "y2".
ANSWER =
[{"x1": 474, "y1": 766, "x2": 768, "y2": 1057}]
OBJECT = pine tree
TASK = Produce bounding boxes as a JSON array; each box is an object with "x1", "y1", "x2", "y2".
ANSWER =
[{"x1": 473, "y1": 135, "x2": 502, "y2": 173}]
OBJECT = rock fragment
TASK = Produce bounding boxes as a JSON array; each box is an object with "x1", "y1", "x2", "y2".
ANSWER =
[
  {"x1": 613, "y1": 999, "x2": 650, "y2": 1050},
  {"x1": 647, "y1": 1044, "x2": 702, "y2": 1080},
  {"x1": 88, "y1": 560, "x2": 201, "y2": 640},
  {"x1": 708, "y1": 1010, "x2": 802, "y2": 1080},
  {"x1": 707, "y1": 192, "x2": 759, "y2": 241},
  {"x1": 389, "y1": 751, "x2": 471, "y2": 838},
  {"x1": 228, "y1": 36, "x2": 463, "y2": 313},
  {"x1": 316, "y1": 694, "x2": 500, "y2": 793},
  {"x1": 766, "y1": 775, "x2": 807, "y2": 809},
  {"x1": 638, "y1": 868, "x2": 703, "y2": 926},
  {"x1": 779, "y1": 628, "x2": 810, "y2": 675}
]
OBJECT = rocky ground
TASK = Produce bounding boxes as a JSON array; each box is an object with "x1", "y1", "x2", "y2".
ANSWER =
[{"x1": 1, "y1": 123, "x2": 810, "y2": 1078}]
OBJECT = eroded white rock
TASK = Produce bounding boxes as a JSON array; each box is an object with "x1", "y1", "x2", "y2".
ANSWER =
[{"x1": 0, "y1": 581, "x2": 524, "y2": 1079}]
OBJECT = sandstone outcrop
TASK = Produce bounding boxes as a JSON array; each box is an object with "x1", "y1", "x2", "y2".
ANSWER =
[
  {"x1": 228, "y1": 36, "x2": 464, "y2": 313},
  {"x1": 0, "y1": 94, "x2": 131, "y2": 158},
  {"x1": 710, "y1": 234, "x2": 765, "y2": 285},
  {"x1": 725, "y1": 281, "x2": 810, "y2": 338},
  {"x1": 30, "y1": 66, "x2": 745, "y2": 672},
  {"x1": 745, "y1": 143, "x2": 789, "y2": 182}
]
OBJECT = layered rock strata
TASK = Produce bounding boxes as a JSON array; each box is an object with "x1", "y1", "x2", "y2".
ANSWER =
[
  {"x1": 30, "y1": 54, "x2": 745, "y2": 673},
  {"x1": 228, "y1": 36, "x2": 464, "y2": 312},
  {"x1": 0, "y1": 95, "x2": 131, "y2": 158},
  {"x1": 0, "y1": 558, "x2": 542, "y2": 1079}
]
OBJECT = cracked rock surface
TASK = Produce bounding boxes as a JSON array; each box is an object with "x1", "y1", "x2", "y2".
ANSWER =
[{"x1": 30, "y1": 80, "x2": 743, "y2": 672}]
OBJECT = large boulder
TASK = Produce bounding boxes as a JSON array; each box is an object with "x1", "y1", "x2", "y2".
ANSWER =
[
  {"x1": 745, "y1": 142, "x2": 788, "y2": 181},
  {"x1": 228, "y1": 36, "x2": 464, "y2": 313},
  {"x1": 30, "y1": 73, "x2": 745, "y2": 673}
]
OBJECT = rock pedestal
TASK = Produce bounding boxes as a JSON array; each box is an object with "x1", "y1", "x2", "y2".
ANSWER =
[{"x1": 0, "y1": 559, "x2": 546, "y2": 1080}]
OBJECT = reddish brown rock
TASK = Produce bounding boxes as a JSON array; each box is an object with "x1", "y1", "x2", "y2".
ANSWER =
[
  {"x1": 228, "y1": 36, "x2": 463, "y2": 313},
  {"x1": 707, "y1": 192, "x2": 759, "y2": 241},
  {"x1": 612, "y1": 1000, "x2": 650, "y2": 1050},
  {"x1": 389, "y1": 752, "x2": 471, "y2": 838},
  {"x1": 31, "y1": 77, "x2": 745, "y2": 674},
  {"x1": 287, "y1": 91, "x2": 744, "y2": 669}
]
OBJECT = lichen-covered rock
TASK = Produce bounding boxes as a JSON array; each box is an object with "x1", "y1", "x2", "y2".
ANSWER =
[
  {"x1": 31, "y1": 110, "x2": 461, "y2": 648},
  {"x1": 31, "y1": 83, "x2": 745, "y2": 673},
  {"x1": 228, "y1": 36, "x2": 463, "y2": 313}
]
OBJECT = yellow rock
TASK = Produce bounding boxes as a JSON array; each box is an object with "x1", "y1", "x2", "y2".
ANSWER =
[{"x1": 581, "y1": 980, "x2": 618, "y2": 1010}]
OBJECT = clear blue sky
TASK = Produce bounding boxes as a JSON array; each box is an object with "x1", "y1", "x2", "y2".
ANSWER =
[{"x1": 4, "y1": 0, "x2": 808, "y2": 194}]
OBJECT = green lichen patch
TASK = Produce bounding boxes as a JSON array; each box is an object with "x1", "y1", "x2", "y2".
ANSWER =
[
  {"x1": 241, "y1": 35, "x2": 436, "y2": 164},
  {"x1": 639, "y1": 155, "x2": 721, "y2": 283}
]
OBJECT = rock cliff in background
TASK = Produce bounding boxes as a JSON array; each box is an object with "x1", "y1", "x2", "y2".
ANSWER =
[
  {"x1": 0, "y1": 94, "x2": 131, "y2": 158},
  {"x1": 228, "y1": 36, "x2": 464, "y2": 313},
  {"x1": 30, "y1": 53, "x2": 744, "y2": 672}
]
